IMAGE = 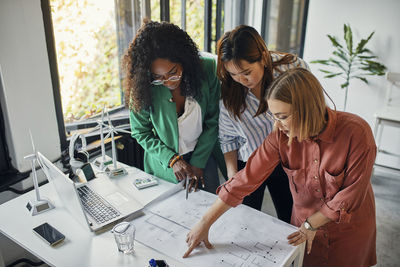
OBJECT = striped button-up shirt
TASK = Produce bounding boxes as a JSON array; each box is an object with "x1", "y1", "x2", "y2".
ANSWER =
[{"x1": 219, "y1": 53, "x2": 309, "y2": 161}]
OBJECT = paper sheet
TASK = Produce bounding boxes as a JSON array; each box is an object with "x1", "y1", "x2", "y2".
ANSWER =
[{"x1": 134, "y1": 190, "x2": 299, "y2": 267}]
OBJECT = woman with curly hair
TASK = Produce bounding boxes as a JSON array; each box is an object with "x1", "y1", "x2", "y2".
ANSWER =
[
  {"x1": 123, "y1": 20, "x2": 225, "y2": 193},
  {"x1": 216, "y1": 25, "x2": 309, "y2": 222}
]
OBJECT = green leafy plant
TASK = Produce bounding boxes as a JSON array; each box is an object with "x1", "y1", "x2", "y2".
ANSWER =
[{"x1": 311, "y1": 24, "x2": 387, "y2": 110}]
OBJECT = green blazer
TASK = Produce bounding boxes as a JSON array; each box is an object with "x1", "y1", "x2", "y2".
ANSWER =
[{"x1": 130, "y1": 57, "x2": 226, "y2": 183}]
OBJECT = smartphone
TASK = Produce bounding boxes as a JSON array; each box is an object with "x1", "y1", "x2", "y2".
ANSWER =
[
  {"x1": 81, "y1": 162, "x2": 96, "y2": 181},
  {"x1": 33, "y1": 222, "x2": 65, "y2": 246}
]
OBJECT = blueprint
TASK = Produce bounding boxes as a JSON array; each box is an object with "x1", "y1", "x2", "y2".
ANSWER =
[{"x1": 133, "y1": 190, "x2": 300, "y2": 267}]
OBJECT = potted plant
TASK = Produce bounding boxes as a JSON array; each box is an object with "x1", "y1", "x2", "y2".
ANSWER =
[{"x1": 311, "y1": 24, "x2": 387, "y2": 111}]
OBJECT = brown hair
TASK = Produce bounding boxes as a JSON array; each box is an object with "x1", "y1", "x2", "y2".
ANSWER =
[
  {"x1": 266, "y1": 68, "x2": 327, "y2": 144},
  {"x1": 217, "y1": 25, "x2": 297, "y2": 120}
]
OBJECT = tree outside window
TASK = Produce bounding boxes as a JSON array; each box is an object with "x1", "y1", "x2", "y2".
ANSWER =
[{"x1": 51, "y1": 0, "x2": 121, "y2": 124}]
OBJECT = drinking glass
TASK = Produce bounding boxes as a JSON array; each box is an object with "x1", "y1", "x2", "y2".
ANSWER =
[{"x1": 112, "y1": 222, "x2": 135, "y2": 254}]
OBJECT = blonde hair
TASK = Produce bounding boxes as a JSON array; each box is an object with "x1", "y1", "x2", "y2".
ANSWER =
[{"x1": 266, "y1": 68, "x2": 327, "y2": 144}]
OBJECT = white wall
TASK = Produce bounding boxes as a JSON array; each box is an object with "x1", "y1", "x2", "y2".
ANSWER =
[
  {"x1": 303, "y1": 0, "x2": 400, "y2": 168},
  {"x1": 0, "y1": 3, "x2": 61, "y2": 263},
  {"x1": 0, "y1": 0, "x2": 61, "y2": 172}
]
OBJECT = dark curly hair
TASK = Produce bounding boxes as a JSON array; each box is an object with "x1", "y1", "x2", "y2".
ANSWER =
[{"x1": 123, "y1": 20, "x2": 204, "y2": 112}]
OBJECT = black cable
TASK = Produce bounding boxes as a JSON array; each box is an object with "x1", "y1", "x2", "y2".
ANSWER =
[
  {"x1": 3, "y1": 157, "x2": 62, "y2": 195},
  {"x1": 6, "y1": 180, "x2": 49, "y2": 195},
  {"x1": 6, "y1": 258, "x2": 44, "y2": 267}
]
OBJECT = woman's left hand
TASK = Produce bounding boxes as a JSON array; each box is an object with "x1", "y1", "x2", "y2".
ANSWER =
[
  {"x1": 287, "y1": 223, "x2": 317, "y2": 254},
  {"x1": 188, "y1": 166, "x2": 204, "y2": 192}
]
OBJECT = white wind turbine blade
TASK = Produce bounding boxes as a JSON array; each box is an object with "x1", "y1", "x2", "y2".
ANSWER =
[
  {"x1": 28, "y1": 129, "x2": 41, "y2": 201},
  {"x1": 29, "y1": 129, "x2": 36, "y2": 155},
  {"x1": 115, "y1": 123, "x2": 131, "y2": 128},
  {"x1": 106, "y1": 110, "x2": 111, "y2": 123},
  {"x1": 86, "y1": 123, "x2": 101, "y2": 135},
  {"x1": 114, "y1": 127, "x2": 131, "y2": 135},
  {"x1": 100, "y1": 108, "x2": 106, "y2": 162},
  {"x1": 106, "y1": 110, "x2": 115, "y2": 130},
  {"x1": 103, "y1": 131, "x2": 112, "y2": 140},
  {"x1": 107, "y1": 111, "x2": 118, "y2": 169}
]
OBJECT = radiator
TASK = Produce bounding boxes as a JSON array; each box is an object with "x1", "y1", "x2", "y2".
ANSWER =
[{"x1": 116, "y1": 134, "x2": 144, "y2": 171}]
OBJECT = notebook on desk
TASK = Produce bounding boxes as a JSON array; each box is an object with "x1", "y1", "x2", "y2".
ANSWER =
[{"x1": 38, "y1": 152, "x2": 143, "y2": 232}]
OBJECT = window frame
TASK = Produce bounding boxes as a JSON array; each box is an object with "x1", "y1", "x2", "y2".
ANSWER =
[{"x1": 42, "y1": 0, "x2": 309, "y2": 153}]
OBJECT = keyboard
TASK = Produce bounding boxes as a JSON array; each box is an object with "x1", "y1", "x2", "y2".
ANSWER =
[{"x1": 77, "y1": 185, "x2": 120, "y2": 224}]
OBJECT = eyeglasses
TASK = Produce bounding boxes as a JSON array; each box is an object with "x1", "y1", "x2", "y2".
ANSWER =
[
  {"x1": 265, "y1": 112, "x2": 292, "y2": 124},
  {"x1": 151, "y1": 75, "x2": 182, "y2": 86}
]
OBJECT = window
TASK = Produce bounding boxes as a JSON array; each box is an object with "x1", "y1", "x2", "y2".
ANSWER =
[
  {"x1": 45, "y1": 0, "x2": 308, "y2": 146},
  {"x1": 166, "y1": 0, "x2": 207, "y2": 51},
  {"x1": 262, "y1": 0, "x2": 308, "y2": 55},
  {"x1": 50, "y1": 0, "x2": 122, "y2": 124},
  {"x1": 224, "y1": 0, "x2": 308, "y2": 56}
]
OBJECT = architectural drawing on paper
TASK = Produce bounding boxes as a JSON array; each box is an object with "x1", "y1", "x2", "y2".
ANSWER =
[
  {"x1": 150, "y1": 192, "x2": 215, "y2": 228},
  {"x1": 219, "y1": 240, "x2": 285, "y2": 266},
  {"x1": 134, "y1": 190, "x2": 298, "y2": 267},
  {"x1": 145, "y1": 214, "x2": 174, "y2": 234}
]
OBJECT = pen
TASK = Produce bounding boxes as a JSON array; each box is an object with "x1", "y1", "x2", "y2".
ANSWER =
[
  {"x1": 149, "y1": 259, "x2": 169, "y2": 267},
  {"x1": 149, "y1": 259, "x2": 156, "y2": 267},
  {"x1": 185, "y1": 176, "x2": 189, "y2": 200}
]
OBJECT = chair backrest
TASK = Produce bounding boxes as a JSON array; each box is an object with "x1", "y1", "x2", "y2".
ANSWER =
[
  {"x1": 199, "y1": 51, "x2": 218, "y2": 61},
  {"x1": 385, "y1": 72, "x2": 400, "y2": 107}
]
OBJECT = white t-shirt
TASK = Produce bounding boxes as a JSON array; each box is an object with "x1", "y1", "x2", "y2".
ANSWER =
[{"x1": 178, "y1": 97, "x2": 202, "y2": 155}]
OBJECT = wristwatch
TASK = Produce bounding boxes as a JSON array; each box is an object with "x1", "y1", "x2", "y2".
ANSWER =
[{"x1": 304, "y1": 218, "x2": 317, "y2": 231}]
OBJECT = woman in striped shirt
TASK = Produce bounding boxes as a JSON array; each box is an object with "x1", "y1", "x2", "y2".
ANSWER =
[{"x1": 217, "y1": 25, "x2": 309, "y2": 222}]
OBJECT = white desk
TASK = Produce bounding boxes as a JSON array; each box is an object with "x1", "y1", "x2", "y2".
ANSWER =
[
  {"x1": 0, "y1": 168, "x2": 185, "y2": 267},
  {"x1": 0, "y1": 166, "x2": 304, "y2": 267}
]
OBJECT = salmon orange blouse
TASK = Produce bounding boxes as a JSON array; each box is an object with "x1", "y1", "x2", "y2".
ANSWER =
[{"x1": 218, "y1": 108, "x2": 377, "y2": 267}]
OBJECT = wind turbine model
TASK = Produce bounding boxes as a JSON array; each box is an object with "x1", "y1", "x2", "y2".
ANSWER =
[
  {"x1": 25, "y1": 130, "x2": 54, "y2": 216},
  {"x1": 92, "y1": 108, "x2": 131, "y2": 178},
  {"x1": 92, "y1": 109, "x2": 109, "y2": 170}
]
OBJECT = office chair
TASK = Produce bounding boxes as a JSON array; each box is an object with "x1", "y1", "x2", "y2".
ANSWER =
[
  {"x1": 199, "y1": 50, "x2": 218, "y2": 60},
  {"x1": 373, "y1": 72, "x2": 400, "y2": 171}
]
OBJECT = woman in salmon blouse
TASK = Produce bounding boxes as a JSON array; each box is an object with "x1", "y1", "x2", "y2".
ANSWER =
[{"x1": 183, "y1": 68, "x2": 377, "y2": 267}]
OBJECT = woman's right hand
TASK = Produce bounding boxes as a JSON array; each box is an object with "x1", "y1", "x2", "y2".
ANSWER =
[
  {"x1": 172, "y1": 158, "x2": 194, "y2": 181},
  {"x1": 183, "y1": 220, "x2": 213, "y2": 258},
  {"x1": 183, "y1": 198, "x2": 231, "y2": 258}
]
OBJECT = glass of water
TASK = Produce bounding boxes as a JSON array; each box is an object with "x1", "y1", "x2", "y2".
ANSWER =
[{"x1": 112, "y1": 222, "x2": 135, "y2": 254}]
